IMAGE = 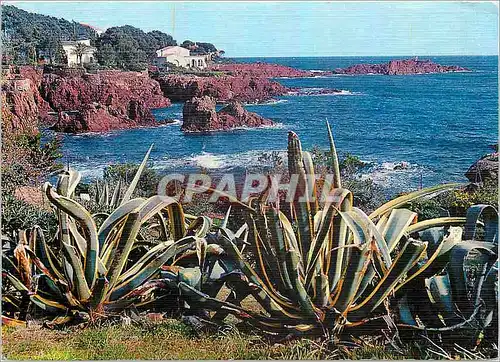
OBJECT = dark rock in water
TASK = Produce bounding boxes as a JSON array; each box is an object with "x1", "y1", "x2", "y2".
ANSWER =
[
  {"x1": 181, "y1": 96, "x2": 218, "y2": 132},
  {"x1": 393, "y1": 161, "x2": 410, "y2": 170},
  {"x1": 465, "y1": 153, "x2": 498, "y2": 183},
  {"x1": 181, "y1": 96, "x2": 273, "y2": 132},
  {"x1": 333, "y1": 58, "x2": 470, "y2": 75}
]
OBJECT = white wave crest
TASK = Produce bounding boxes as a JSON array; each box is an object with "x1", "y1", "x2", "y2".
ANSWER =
[
  {"x1": 359, "y1": 160, "x2": 433, "y2": 190},
  {"x1": 245, "y1": 99, "x2": 289, "y2": 106},
  {"x1": 189, "y1": 152, "x2": 226, "y2": 169},
  {"x1": 160, "y1": 119, "x2": 182, "y2": 126},
  {"x1": 152, "y1": 149, "x2": 287, "y2": 173},
  {"x1": 232, "y1": 122, "x2": 286, "y2": 131},
  {"x1": 289, "y1": 88, "x2": 362, "y2": 96}
]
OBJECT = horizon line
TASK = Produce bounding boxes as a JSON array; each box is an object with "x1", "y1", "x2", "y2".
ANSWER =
[{"x1": 228, "y1": 54, "x2": 499, "y2": 58}]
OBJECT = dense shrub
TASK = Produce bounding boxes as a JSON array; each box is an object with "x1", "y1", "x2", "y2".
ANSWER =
[
  {"x1": 102, "y1": 162, "x2": 161, "y2": 197},
  {"x1": 95, "y1": 26, "x2": 176, "y2": 70},
  {"x1": 1, "y1": 193, "x2": 57, "y2": 238},
  {"x1": 2, "y1": 132, "x2": 63, "y2": 192},
  {"x1": 406, "y1": 179, "x2": 498, "y2": 219},
  {"x1": 310, "y1": 146, "x2": 387, "y2": 212},
  {"x1": 2, "y1": 5, "x2": 96, "y2": 65},
  {"x1": 1, "y1": 109, "x2": 62, "y2": 237}
]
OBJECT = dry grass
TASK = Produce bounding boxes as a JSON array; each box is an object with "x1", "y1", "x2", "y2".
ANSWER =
[
  {"x1": 2, "y1": 319, "x2": 497, "y2": 360},
  {"x1": 0, "y1": 319, "x2": 402, "y2": 360},
  {"x1": 2, "y1": 320, "x2": 276, "y2": 360}
]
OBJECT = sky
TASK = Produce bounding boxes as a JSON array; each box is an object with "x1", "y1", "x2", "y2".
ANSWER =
[{"x1": 6, "y1": 1, "x2": 499, "y2": 57}]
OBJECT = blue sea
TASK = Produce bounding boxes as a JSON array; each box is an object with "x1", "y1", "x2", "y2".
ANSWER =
[{"x1": 55, "y1": 56, "x2": 498, "y2": 193}]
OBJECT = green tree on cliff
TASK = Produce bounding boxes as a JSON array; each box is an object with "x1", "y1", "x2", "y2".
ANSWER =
[
  {"x1": 96, "y1": 43, "x2": 117, "y2": 68},
  {"x1": 54, "y1": 42, "x2": 67, "y2": 65},
  {"x1": 2, "y1": 5, "x2": 96, "y2": 65},
  {"x1": 95, "y1": 25, "x2": 176, "y2": 70},
  {"x1": 72, "y1": 42, "x2": 91, "y2": 65}
]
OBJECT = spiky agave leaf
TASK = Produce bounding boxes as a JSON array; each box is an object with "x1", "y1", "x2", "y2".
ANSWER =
[
  {"x1": 120, "y1": 144, "x2": 153, "y2": 205},
  {"x1": 287, "y1": 131, "x2": 314, "y2": 263}
]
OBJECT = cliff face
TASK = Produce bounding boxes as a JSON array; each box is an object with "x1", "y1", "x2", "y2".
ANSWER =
[
  {"x1": 333, "y1": 58, "x2": 469, "y2": 75},
  {"x1": 2, "y1": 67, "x2": 172, "y2": 134},
  {"x1": 1, "y1": 66, "x2": 51, "y2": 135},
  {"x1": 42, "y1": 70, "x2": 171, "y2": 133},
  {"x1": 2, "y1": 80, "x2": 40, "y2": 136},
  {"x1": 156, "y1": 74, "x2": 288, "y2": 104},
  {"x1": 181, "y1": 96, "x2": 273, "y2": 132}
]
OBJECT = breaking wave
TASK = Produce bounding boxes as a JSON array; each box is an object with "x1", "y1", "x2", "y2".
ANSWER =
[
  {"x1": 70, "y1": 151, "x2": 433, "y2": 196},
  {"x1": 288, "y1": 88, "x2": 362, "y2": 96},
  {"x1": 245, "y1": 99, "x2": 289, "y2": 106},
  {"x1": 359, "y1": 160, "x2": 435, "y2": 192}
]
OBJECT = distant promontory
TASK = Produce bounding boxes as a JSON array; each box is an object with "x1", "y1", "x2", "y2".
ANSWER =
[{"x1": 333, "y1": 58, "x2": 470, "y2": 75}]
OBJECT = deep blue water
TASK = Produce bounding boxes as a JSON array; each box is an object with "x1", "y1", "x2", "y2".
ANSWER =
[{"x1": 56, "y1": 56, "x2": 498, "y2": 192}]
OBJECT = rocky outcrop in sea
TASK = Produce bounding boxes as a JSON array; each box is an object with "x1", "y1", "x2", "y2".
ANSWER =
[
  {"x1": 333, "y1": 58, "x2": 469, "y2": 75},
  {"x1": 465, "y1": 152, "x2": 498, "y2": 184},
  {"x1": 181, "y1": 96, "x2": 273, "y2": 132},
  {"x1": 3, "y1": 61, "x2": 342, "y2": 135}
]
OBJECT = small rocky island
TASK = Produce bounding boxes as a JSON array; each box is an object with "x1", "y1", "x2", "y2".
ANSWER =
[
  {"x1": 181, "y1": 96, "x2": 273, "y2": 132},
  {"x1": 333, "y1": 58, "x2": 470, "y2": 75}
]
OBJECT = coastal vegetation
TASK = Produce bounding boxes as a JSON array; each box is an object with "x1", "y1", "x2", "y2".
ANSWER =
[
  {"x1": 95, "y1": 26, "x2": 177, "y2": 71},
  {"x1": 2, "y1": 5, "x2": 218, "y2": 71},
  {"x1": 1, "y1": 5, "x2": 96, "y2": 65},
  {"x1": 1, "y1": 4, "x2": 497, "y2": 360},
  {"x1": 1, "y1": 117, "x2": 498, "y2": 358}
]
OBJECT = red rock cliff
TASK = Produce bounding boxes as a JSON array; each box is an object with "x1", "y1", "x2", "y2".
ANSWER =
[
  {"x1": 1, "y1": 66, "x2": 52, "y2": 135},
  {"x1": 2, "y1": 66, "x2": 172, "y2": 134},
  {"x1": 41, "y1": 70, "x2": 171, "y2": 133},
  {"x1": 208, "y1": 62, "x2": 315, "y2": 78},
  {"x1": 156, "y1": 74, "x2": 288, "y2": 104}
]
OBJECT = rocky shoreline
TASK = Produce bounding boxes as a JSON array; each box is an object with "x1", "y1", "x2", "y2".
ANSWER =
[
  {"x1": 3, "y1": 66, "x2": 171, "y2": 134},
  {"x1": 2, "y1": 58, "x2": 470, "y2": 134}
]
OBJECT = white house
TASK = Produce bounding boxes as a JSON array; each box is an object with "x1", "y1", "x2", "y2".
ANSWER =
[
  {"x1": 153, "y1": 46, "x2": 208, "y2": 69},
  {"x1": 61, "y1": 39, "x2": 97, "y2": 67}
]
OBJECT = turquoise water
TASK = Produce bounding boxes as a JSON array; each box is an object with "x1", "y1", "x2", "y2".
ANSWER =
[{"x1": 57, "y1": 56, "x2": 498, "y2": 192}]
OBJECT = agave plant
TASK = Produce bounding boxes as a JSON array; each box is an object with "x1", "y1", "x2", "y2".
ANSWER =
[
  {"x1": 396, "y1": 204, "x2": 498, "y2": 335},
  {"x1": 1, "y1": 146, "x2": 208, "y2": 325},
  {"x1": 88, "y1": 145, "x2": 153, "y2": 211},
  {"x1": 163, "y1": 124, "x2": 497, "y2": 337}
]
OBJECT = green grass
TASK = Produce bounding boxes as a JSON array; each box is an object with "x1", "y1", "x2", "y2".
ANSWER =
[
  {"x1": 0, "y1": 320, "x2": 392, "y2": 360},
  {"x1": 2, "y1": 320, "x2": 497, "y2": 360}
]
